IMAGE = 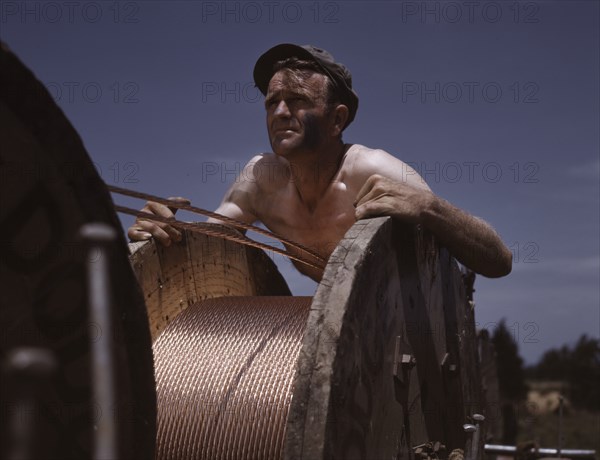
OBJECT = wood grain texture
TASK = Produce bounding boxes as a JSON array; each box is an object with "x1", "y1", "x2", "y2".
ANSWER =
[
  {"x1": 129, "y1": 227, "x2": 291, "y2": 341},
  {"x1": 478, "y1": 329, "x2": 502, "y2": 443},
  {"x1": 284, "y1": 217, "x2": 482, "y2": 459},
  {"x1": 284, "y1": 217, "x2": 413, "y2": 459}
]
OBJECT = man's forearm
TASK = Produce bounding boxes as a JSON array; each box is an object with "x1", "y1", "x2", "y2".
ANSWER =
[
  {"x1": 353, "y1": 174, "x2": 512, "y2": 277},
  {"x1": 421, "y1": 196, "x2": 512, "y2": 278}
]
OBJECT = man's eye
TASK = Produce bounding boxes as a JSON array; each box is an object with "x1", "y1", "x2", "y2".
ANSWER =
[{"x1": 265, "y1": 97, "x2": 305, "y2": 109}]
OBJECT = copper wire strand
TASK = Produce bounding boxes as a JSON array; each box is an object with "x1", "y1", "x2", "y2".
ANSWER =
[
  {"x1": 108, "y1": 184, "x2": 325, "y2": 265},
  {"x1": 115, "y1": 205, "x2": 326, "y2": 271},
  {"x1": 153, "y1": 297, "x2": 311, "y2": 459}
]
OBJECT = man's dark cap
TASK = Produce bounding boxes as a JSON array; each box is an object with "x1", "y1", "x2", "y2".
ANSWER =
[{"x1": 253, "y1": 43, "x2": 359, "y2": 129}]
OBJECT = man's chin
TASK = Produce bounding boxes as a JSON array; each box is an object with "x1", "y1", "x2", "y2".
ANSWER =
[{"x1": 271, "y1": 140, "x2": 300, "y2": 156}]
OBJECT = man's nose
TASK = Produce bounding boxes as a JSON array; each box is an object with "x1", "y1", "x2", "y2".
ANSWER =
[{"x1": 273, "y1": 100, "x2": 291, "y2": 117}]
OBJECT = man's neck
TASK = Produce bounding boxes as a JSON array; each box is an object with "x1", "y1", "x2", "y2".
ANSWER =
[{"x1": 288, "y1": 141, "x2": 348, "y2": 212}]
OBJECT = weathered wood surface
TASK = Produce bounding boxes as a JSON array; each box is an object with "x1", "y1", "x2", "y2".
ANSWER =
[
  {"x1": 0, "y1": 43, "x2": 155, "y2": 460},
  {"x1": 284, "y1": 218, "x2": 414, "y2": 459},
  {"x1": 129, "y1": 227, "x2": 291, "y2": 341},
  {"x1": 479, "y1": 329, "x2": 502, "y2": 443},
  {"x1": 284, "y1": 217, "x2": 483, "y2": 459},
  {"x1": 441, "y1": 252, "x2": 484, "y2": 457}
]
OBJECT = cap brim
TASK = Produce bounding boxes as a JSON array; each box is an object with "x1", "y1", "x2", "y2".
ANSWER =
[{"x1": 253, "y1": 43, "x2": 320, "y2": 95}]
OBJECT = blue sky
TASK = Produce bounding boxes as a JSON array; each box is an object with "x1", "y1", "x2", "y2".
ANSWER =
[{"x1": 2, "y1": 0, "x2": 598, "y2": 364}]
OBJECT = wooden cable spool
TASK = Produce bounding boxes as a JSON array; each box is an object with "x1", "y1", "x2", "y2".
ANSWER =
[
  {"x1": 0, "y1": 43, "x2": 156, "y2": 459},
  {"x1": 130, "y1": 217, "x2": 486, "y2": 459}
]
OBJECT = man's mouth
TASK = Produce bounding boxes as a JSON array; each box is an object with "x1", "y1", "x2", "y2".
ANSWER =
[{"x1": 273, "y1": 125, "x2": 297, "y2": 133}]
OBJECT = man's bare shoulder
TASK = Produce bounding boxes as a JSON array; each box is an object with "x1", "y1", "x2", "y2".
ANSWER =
[
  {"x1": 211, "y1": 152, "x2": 285, "y2": 224},
  {"x1": 343, "y1": 144, "x2": 430, "y2": 190},
  {"x1": 245, "y1": 152, "x2": 290, "y2": 192}
]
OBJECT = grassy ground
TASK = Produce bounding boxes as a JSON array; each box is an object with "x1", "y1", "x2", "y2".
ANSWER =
[
  {"x1": 515, "y1": 381, "x2": 599, "y2": 455},
  {"x1": 517, "y1": 407, "x2": 600, "y2": 453}
]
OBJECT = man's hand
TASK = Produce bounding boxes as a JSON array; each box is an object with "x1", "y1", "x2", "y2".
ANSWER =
[
  {"x1": 353, "y1": 174, "x2": 512, "y2": 278},
  {"x1": 354, "y1": 174, "x2": 433, "y2": 223},
  {"x1": 127, "y1": 197, "x2": 191, "y2": 247}
]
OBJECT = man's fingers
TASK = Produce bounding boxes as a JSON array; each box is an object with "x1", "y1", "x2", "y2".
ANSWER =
[
  {"x1": 127, "y1": 197, "x2": 190, "y2": 246},
  {"x1": 144, "y1": 200, "x2": 183, "y2": 242},
  {"x1": 136, "y1": 216, "x2": 182, "y2": 244},
  {"x1": 128, "y1": 221, "x2": 173, "y2": 246},
  {"x1": 355, "y1": 183, "x2": 392, "y2": 210},
  {"x1": 354, "y1": 174, "x2": 378, "y2": 206},
  {"x1": 355, "y1": 197, "x2": 395, "y2": 221},
  {"x1": 166, "y1": 196, "x2": 191, "y2": 214},
  {"x1": 355, "y1": 201, "x2": 383, "y2": 220},
  {"x1": 134, "y1": 219, "x2": 175, "y2": 246},
  {"x1": 127, "y1": 226, "x2": 152, "y2": 241},
  {"x1": 164, "y1": 224, "x2": 183, "y2": 243},
  {"x1": 354, "y1": 203, "x2": 370, "y2": 220},
  {"x1": 355, "y1": 188, "x2": 389, "y2": 209},
  {"x1": 167, "y1": 196, "x2": 191, "y2": 204},
  {"x1": 146, "y1": 201, "x2": 176, "y2": 218},
  {"x1": 354, "y1": 174, "x2": 393, "y2": 207}
]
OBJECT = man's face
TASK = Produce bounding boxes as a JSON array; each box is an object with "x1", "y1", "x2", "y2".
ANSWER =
[{"x1": 265, "y1": 70, "x2": 333, "y2": 158}]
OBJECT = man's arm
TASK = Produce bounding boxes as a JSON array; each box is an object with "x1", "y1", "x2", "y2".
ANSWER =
[
  {"x1": 128, "y1": 156, "x2": 262, "y2": 244},
  {"x1": 353, "y1": 150, "x2": 512, "y2": 278},
  {"x1": 207, "y1": 155, "x2": 262, "y2": 228},
  {"x1": 207, "y1": 185, "x2": 258, "y2": 229}
]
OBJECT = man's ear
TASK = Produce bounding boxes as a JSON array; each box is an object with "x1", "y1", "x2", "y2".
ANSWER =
[{"x1": 331, "y1": 104, "x2": 349, "y2": 137}]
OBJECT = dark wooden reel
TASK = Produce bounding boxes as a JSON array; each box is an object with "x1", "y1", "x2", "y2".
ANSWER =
[{"x1": 0, "y1": 43, "x2": 156, "y2": 460}]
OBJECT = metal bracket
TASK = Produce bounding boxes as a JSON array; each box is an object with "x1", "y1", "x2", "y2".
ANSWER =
[{"x1": 393, "y1": 335, "x2": 416, "y2": 386}]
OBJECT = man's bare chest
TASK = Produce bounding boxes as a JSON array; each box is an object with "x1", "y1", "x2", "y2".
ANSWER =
[{"x1": 256, "y1": 181, "x2": 358, "y2": 258}]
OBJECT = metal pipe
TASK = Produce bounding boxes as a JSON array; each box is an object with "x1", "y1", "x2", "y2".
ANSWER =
[
  {"x1": 558, "y1": 395, "x2": 564, "y2": 458},
  {"x1": 4, "y1": 348, "x2": 56, "y2": 460},
  {"x1": 464, "y1": 424, "x2": 476, "y2": 460},
  {"x1": 81, "y1": 223, "x2": 118, "y2": 460},
  {"x1": 472, "y1": 414, "x2": 484, "y2": 460},
  {"x1": 485, "y1": 444, "x2": 597, "y2": 459}
]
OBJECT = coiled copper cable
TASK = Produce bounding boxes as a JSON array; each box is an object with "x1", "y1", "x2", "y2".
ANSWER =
[
  {"x1": 153, "y1": 296, "x2": 312, "y2": 460},
  {"x1": 115, "y1": 205, "x2": 325, "y2": 271},
  {"x1": 108, "y1": 185, "x2": 326, "y2": 270}
]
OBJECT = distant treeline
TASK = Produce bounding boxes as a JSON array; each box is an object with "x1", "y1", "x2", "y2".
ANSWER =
[
  {"x1": 491, "y1": 322, "x2": 599, "y2": 445},
  {"x1": 524, "y1": 334, "x2": 600, "y2": 411}
]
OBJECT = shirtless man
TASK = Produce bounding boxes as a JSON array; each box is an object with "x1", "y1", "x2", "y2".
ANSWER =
[{"x1": 128, "y1": 43, "x2": 512, "y2": 282}]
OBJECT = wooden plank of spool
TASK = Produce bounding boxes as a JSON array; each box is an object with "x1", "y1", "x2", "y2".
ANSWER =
[
  {"x1": 285, "y1": 217, "x2": 478, "y2": 459},
  {"x1": 441, "y1": 252, "x2": 484, "y2": 456},
  {"x1": 129, "y1": 227, "x2": 291, "y2": 341},
  {"x1": 285, "y1": 217, "x2": 418, "y2": 459},
  {"x1": 399, "y1": 228, "x2": 450, "y2": 446},
  {"x1": 478, "y1": 329, "x2": 502, "y2": 443}
]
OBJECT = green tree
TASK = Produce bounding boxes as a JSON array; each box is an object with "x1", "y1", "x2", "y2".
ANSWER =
[
  {"x1": 533, "y1": 344, "x2": 570, "y2": 380},
  {"x1": 492, "y1": 319, "x2": 529, "y2": 444},
  {"x1": 493, "y1": 319, "x2": 528, "y2": 401},
  {"x1": 529, "y1": 334, "x2": 599, "y2": 410},
  {"x1": 566, "y1": 335, "x2": 599, "y2": 410}
]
